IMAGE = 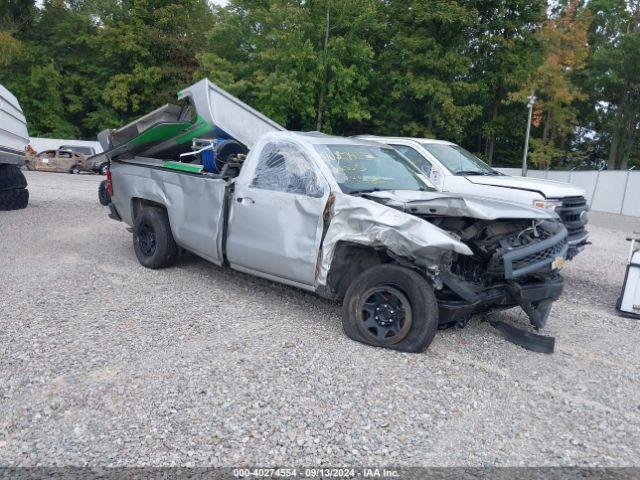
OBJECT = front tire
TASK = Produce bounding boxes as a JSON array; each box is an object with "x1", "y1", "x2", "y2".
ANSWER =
[
  {"x1": 133, "y1": 207, "x2": 179, "y2": 269},
  {"x1": 342, "y1": 264, "x2": 438, "y2": 352}
]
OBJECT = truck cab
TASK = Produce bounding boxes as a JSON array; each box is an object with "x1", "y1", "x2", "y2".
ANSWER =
[{"x1": 356, "y1": 136, "x2": 589, "y2": 259}]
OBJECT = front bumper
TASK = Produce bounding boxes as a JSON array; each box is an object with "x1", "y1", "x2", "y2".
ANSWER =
[
  {"x1": 502, "y1": 224, "x2": 568, "y2": 279},
  {"x1": 438, "y1": 273, "x2": 564, "y2": 328}
]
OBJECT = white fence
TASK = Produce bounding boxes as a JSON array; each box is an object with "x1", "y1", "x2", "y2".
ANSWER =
[{"x1": 495, "y1": 168, "x2": 640, "y2": 217}]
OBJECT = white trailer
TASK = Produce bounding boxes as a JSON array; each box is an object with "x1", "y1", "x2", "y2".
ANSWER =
[{"x1": 0, "y1": 84, "x2": 29, "y2": 210}]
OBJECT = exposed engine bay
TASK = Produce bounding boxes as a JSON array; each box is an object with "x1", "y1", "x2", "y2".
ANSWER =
[
  {"x1": 429, "y1": 217, "x2": 567, "y2": 282},
  {"x1": 425, "y1": 215, "x2": 567, "y2": 330},
  {"x1": 359, "y1": 190, "x2": 569, "y2": 334}
]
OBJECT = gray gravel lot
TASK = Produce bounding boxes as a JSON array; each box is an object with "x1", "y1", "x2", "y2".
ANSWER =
[{"x1": 1, "y1": 171, "x2": 639, "y2": 467}]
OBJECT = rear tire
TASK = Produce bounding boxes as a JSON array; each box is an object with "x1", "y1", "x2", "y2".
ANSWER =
[
  {"x1": 98, "y1": 180, "x2": 110, "y2": 206},
  {"x1": 133, "y1": 206, "x2": 179, "y2": 269},
  {"x1": 0, "y1": 164, "x2": 27, "y2": 191},
  {"x1": 0, "y1": 188, "x2": 29, "y2": 211},
  {"x1": 342, "y1": 264, "x2": 438, "y2": 352}
]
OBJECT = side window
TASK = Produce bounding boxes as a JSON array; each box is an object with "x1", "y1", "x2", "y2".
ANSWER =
[
  {"x1": 251, "y1": 142, "x2": 324, "y2": 197},
  {"x1": 391, "y1": 144, "x2": 432, "y2": 175}
]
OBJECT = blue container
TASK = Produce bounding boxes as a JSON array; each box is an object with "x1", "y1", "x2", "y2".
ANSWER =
[{"x1": 200, "y1": 145, "x2": 216, "y2": 173}]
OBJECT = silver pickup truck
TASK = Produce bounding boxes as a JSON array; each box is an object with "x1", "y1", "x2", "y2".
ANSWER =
[{"x1": 103, "y1": 80, "x2": 569, "y2": 353}]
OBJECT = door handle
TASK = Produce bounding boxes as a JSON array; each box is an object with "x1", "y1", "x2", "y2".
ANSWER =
[{"x1": 236, "y1": 197, "x2": 255, "y2": 205}]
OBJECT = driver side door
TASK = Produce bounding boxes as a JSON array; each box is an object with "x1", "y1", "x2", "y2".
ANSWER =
[{"x1": 226, "y1": 140, "x2": 328, "y2": 287}]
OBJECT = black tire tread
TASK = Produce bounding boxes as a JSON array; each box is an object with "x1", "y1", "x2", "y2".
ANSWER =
[
  {"x1": 98, "y1": 180, "x2": 110, "y2": 206},
  {"x1": 0, "y1": 164, "x2": 27, "y2": 191},
  {"x1": 341, "y1": 264, "x2": 438, "y2": 353},
  {"x1": 0, "y1": 187, "x2": 29, "y2": 210},
  {"x1": 133, "y1": 206, "x2": 179, "y2": 269}
]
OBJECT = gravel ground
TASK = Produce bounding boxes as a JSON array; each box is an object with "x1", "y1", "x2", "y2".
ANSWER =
[{"x1": 1, "y1": 171, "x2": 639, "y2": 467}]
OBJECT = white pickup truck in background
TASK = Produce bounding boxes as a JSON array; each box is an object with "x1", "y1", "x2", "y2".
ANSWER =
[{"x1": 357, "y1": 136, "x2": 590, "y2": 259}]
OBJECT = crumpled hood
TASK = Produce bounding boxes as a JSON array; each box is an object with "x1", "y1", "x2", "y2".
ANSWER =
[
  {"x1": 363, "y1": 190, "x2": 556, "y2": 221},
  {"x1": 316, "y1": 193, "x2": 475, "y2": 286},
  {"x1": 464, "y1": 175, "x2": 585, "y2": 199}
]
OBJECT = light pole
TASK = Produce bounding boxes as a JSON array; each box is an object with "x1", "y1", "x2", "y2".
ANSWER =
[{"x1": 522, "y1": 93, "x2": 536, "y2": 177}]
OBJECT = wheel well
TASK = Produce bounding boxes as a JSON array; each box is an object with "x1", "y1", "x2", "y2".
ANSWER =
[
  {"x1": 326, "y1": 242, "x2": 384, "y2": 300},
  {"x1": 131, "y1": 197, "x2": 166, "y2": 221}
]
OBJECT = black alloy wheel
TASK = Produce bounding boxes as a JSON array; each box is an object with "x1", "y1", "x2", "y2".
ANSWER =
[
  {"x1": 137, "y1": 222, "x2": 157, "y2": 257},
  {"x1": 358, "y1": 285, "x2": 413, "y2": 345}
]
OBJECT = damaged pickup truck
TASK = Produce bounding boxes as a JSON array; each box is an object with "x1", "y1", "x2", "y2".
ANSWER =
[{"x1": 103, "y1": 79, "x2": 568, "y2": 353}]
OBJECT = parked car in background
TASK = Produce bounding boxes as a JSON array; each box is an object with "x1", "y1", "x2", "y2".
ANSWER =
[
  {"x1": 25, "y1": 149, "x2": 92, "y2": 174},
  {"x1": 357, "y1": 136, "x2": 590, "y2": 259},
  {"x1": 86, "y1": 152, "x2": 110, "y2": 175},
  {"x1": 59, "y1": 144, "x2": 96, "y2": 157}
]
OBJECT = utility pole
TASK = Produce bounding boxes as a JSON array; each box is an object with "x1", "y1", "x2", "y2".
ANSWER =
[
  {"x1": 522, "y1": 93, "x2": 536, "y2": 177},
  {"x1": 316, "y1": 0, "x2": 330, "y2": 132}
]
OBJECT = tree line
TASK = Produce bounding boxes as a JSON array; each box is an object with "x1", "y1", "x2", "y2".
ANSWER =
[{"x1": 1, "y1": 0, "x2": 638, "y2": 169}]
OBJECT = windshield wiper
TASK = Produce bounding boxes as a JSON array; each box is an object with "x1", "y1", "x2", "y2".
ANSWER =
[
  {"x1": 348, "y1": 188, "x2": 383, "y2": 195},
  {"x1": 455, "y1": 170, "x2": 489, "y2": 176}
]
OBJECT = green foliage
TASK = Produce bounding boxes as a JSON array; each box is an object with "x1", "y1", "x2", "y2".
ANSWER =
[
  {"x1": 0, "y1": 0, "x2": 212, "y2": 138},
  {"x1": 0, "y1": 31, "x2": 21, "y2": 67},
  {"x1": 585, "y1": 0, "x2": 640, "y2": 169},
  {"x1": 196, "y1": 0, "x2": 375, "y2": 133},
  {"x1": 0, "y1": 0, "x2": 635, "y2": 170},
  {"x1": 464, "y1": 0, "x2": 545, "y2": 164},
  {"x1": 528, "y1": 137, "x2": 564, "y2": 168},
  {"x1": 368, "y1": 0, "x2": 481, "y2": 140}
]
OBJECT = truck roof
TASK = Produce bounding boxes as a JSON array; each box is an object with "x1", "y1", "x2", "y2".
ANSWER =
[
  {"x1": 283, "y1": 132, "x2": 392, "y2": 148},
  {"x1": 355, "y1": 135, "x2": 456, "y2": 146}
]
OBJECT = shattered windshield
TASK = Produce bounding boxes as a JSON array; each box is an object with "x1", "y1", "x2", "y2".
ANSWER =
[
  {"x1": 314, "y1": 144, "x2": 435, "y2": 194},
  {"x1": 421, "y1": 143, "x2": 496, "y2": 175}
]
